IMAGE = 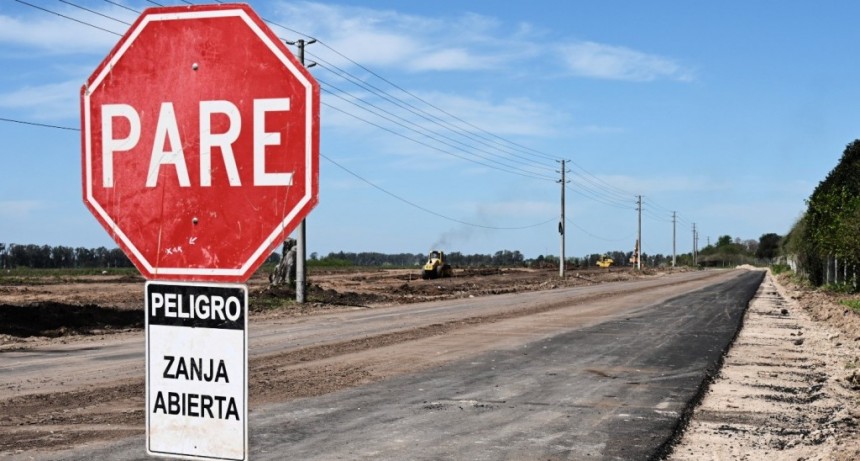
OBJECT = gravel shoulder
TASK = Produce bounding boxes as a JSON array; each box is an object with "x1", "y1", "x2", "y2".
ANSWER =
[{"x1": 667, "y1": 271, "x2": 860, "y2": 460}]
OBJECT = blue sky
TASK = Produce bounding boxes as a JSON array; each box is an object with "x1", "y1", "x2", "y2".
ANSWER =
[{"x1": 0, "y1": 1, "x2": 855, "y2": 260}]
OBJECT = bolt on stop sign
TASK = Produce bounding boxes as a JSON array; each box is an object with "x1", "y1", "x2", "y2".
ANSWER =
[{"x1": 81, "y1": 3, "x2": 319, "y2": 283}]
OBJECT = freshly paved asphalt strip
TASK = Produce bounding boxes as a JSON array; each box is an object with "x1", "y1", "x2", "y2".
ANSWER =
[{"x1": 45, "y1": 270, "x2": 764, "y2": 460}]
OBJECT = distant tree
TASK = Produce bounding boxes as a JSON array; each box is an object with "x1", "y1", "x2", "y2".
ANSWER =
[
  {"x1": 107, "y1": 248, "x2": 133, "y2": 267},
  {"x1": 695, "y1": 234, "x2": 760, "y2": 267},
  {"x1": 740, "y1": 239, "x2": 758, "y2": 255},
  {"x1": 542, "y1": 255, "x2": 560, "y2": 267},
  {"x1": 716, "y1": 235, "x2": 733, "y2": 248},
  {"x1": 53, "y1": 246, "x2": 74, "y2": 268},
  {"x1": 607, "y1": 251, "x2": 627, "y2": 266},
  {"x1": 675, "y1": 252, "x2": 694, "y2": 266},
  {"x1": 755, "y1": 233, "x2": 782, "y2": 261},
  {"x1": 491, "y1": 250, "x2": 524, "y2": 266}
]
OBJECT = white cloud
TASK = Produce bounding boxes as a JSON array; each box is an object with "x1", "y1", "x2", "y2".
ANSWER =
[
  {"x1": 410, "y1": 48, "x2": 490, "y2": 72},
  {"x1": 324, "y1": 29, "x2": 423, "y2": 68},
  {"x1": 272, "y1": 1, "x2": 529, "y2": 72},
  {"x1": 429, "y1": 93, "x2": 566, "y2": 138},
  {"x1": 273, "y1": 2, "x2": 690, "y2": 83},
  {"x1": 0, "y1": 80, "x2": 81, "y2": 121},
  {"x1": 559, "y1": 41, "x2": 694, "y2": 82},
  {"x1": 321, "y1": 88, "x2": 571, "y2": 174},
  {"x1": 272, "y1": 2, "x2": 427, "y2": 67}
]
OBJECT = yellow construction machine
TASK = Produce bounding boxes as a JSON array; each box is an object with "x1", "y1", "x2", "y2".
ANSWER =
[
  {"x1": 422, "y1": 250, "x2": 453, "y2": 279},
  {"x1": 596, "y1": 254, "x2": 614, "y2": 268}
]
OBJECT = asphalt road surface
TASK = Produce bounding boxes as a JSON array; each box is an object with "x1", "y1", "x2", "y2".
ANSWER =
[{"x1": 33, "y1": 269, "x2": 765, "y2": 460}]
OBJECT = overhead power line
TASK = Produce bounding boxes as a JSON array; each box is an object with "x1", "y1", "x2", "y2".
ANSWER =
[
  {"x1": 569, "y1": 171, "x2": 633, "y2": 204},
  {"x1": 320, "y1": 87, "x2": 556, "y2": 180},
  {"x1": 308, "y1": 41, "x2": 560, "y2": 164},
  {"x1": 314, "y1": 60, "x2": 558, "y2": 174},
  {"x1": 643, "y1": 197, "x2": 691, "y2": 226},
  {"x1": 565, "y1": 183, "x2": 632, "y2": 210},
  {"x1": 102, "y1": 0, "x2": 141, "y2": 15},
  {"x1": 323, "y1": 153, "x2": 557, "y2": 230},
  {"x1": 0, "y1": 117, "x2": 78, "y2": 131},
  {"x1": 565, "y1": 218, "x2": 635, "y2": 243},
  {"x1": 14, "y1": 0, "x2": 122, "y2": 36},
  {"x1": 321, "y1": 102, "x2": 553, "y2": 181},
  {"x1": 59, "y1": 0, "x2": 131, "y2": 26},
  {"x1": 316, "y1": 74, "x2": 561, "y2": 175}
]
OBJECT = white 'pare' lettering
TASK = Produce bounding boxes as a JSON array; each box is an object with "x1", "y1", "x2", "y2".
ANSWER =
[{"x1": 100, "y1": 98, "x2": 294, "y2": 188}]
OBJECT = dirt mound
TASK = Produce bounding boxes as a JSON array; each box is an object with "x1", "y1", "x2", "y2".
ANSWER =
[
  {"x1": 254, "y1": 283, "x2": 387, "y2": 310},
  {"x1": 0, "y1": 303, "x2": 143, "y2": 337},
  {"x1": 776, "y1": 273, "x2": 860, "y2": 341}
]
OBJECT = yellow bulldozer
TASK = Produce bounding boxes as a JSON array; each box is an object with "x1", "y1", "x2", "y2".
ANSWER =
[
  {"x1": 421, "y1": 250, "x2": 453, "y2": 279},
  {"x1": 596, "y1": 254, "x2": 614, "y2": 268}
]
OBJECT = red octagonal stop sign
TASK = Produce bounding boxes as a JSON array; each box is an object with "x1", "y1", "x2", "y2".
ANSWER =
[{"x1": 81, "y1": 3, "x2": 319, "y2": 283}]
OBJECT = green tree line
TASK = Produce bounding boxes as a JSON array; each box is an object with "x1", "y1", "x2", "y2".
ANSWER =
[
  {"x1": 0, "y1": 243, "x2": 132, "y2": 269},
  {"x1": 2, "y1": 235, "x2": 780, "y2": 271},
  {"x1": 783, "y1": 140, "x2": 860, "y2": 289},
  {"x1": 312, "y1": 250, "x2": 527, "y2": 267}
]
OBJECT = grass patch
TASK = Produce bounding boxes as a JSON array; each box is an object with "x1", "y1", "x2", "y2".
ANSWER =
[
  {"x1": 770, "y1": 264, "x2": 792, "y2": 275},
  {"x1": 309, "y1": 258, "x2": 353, "y2": 267},
  {"x1": 839, "y1": 299, "x2": 860, "y2": 313},
  {"x1": 0, "y1": 267, "x2": 142, "y2": 285},
  {"x1": 0, "y1": 267, "x2": 139, "y2": 277},
  {"x1": 250, "y1": 296, "x2": 291, "y2": 311}
]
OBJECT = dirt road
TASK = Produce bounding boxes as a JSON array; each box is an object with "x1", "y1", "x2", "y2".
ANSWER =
[
  {"x1": 2, "y1": 268, "x2": 755, "y2": 459},
  {"x1": 1, "y1": 270, "x2": 712, "y2": 402},
  {"x1": 4, "y1": 267, "x2": 858, "y2": 460}
]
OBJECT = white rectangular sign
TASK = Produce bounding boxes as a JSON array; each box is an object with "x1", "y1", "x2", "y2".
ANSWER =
[{"x1": 145, "y1": 281, "x2": 248, "y2": 461}]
